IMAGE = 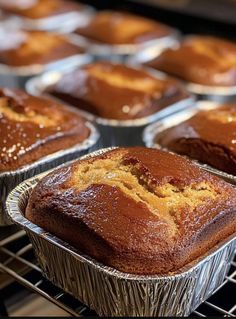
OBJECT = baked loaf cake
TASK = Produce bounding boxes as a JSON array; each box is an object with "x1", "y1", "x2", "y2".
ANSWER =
[
  {"x1": 26, "y1": 147, "x2": 236, "y2": 275},
  {"x1": 0, "y1": 0, "x2": 85, "y2": 19},
  {"x1": 146, "y1": 36, "x2": 236, "y2": 86},
  {"x1": 0, "y1": 88, "x2": 89, "y2": 172},
  {"x1": 0, "y1": 29, "x2": 84, "y2": 67},
  {"x1": 155, "y1": 104, "x2": 236, "y2": 175},
  {"x1": 46, "y1": 62, "x2": 188, "y2": 120},
  {"x1": 75, "y1": 11, "x2": 173, "y2": 45}
]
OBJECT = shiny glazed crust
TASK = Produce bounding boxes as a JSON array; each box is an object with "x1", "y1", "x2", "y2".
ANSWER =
[
  {"x1": 75, "y1": 10, "x2": 173, "y2": 45},
  {"x1": 26, "y1": 147, "x2": 236, "y2": 275},
  {"x1": 146, "y1": 36, "x2": 236, "y2": 86},
  {"x1": 46, "y1": 62, "x2": 188, "y2": 120},
  {"x1": 0, "y1": 30, "x2": 83, "y2": 67},
  {"x1": 155, "y1": 104, "x2": 236, "y2": 175},
  {"x1": 0, "y1": 88, "x2": 89, "y2": 172}
]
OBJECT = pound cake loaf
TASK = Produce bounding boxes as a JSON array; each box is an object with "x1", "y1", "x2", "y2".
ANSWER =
[
  {"x1": 0, "y1": 0, "x2": 86, "y2": 19},
  {"x1": 0, "y1": 88, "x2": 89, "y2": 172},
  {"x1": 146, "y1": 36, "x2": 236, "y2": 86},
  {"x1": 155, "y1": 104, "x2": 236, "y2": 175},
  {"x1": 46, "y1": 62, "x2": 188, "y2": 120},
  {"x1": 0, "y1": 29, "x2": 84, "y2": 67},
  {"x1": 26, "y1": 147, "x2": 236, "y2": 275},
  {"x1": 75, "y1": 11, "x2": 174, "y2": 45}
]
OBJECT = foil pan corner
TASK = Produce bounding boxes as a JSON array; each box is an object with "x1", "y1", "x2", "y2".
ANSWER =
[{"x1": 5, "y1": 147, "x2": 236, "y2": 316}]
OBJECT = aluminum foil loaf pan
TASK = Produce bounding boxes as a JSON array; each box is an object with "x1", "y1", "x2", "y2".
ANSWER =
[
  {"x1": 26, "y1": 66, "x2": 194, "y2": 147},
  {"x1": 6, "y1": 148, "x2": 236, "y2": 316},
  {"x1": 71, "y1": 31, "x2": 180, "y2": 62},
  {"x1": 143, "y1": 100, "x2": 236, "y2": 185},
  {"x1": 128, "y1": 41, "x2": 236, "y2": 103},
  {"x1": 6, "y1": 4, "x2": 95, "y2": 32},
  {"x1": 0, "y1": 121, "x2": 99, "y2": 226},
  {"x1": 0, "y1": 32, "x2": 92, "y2": 89}
]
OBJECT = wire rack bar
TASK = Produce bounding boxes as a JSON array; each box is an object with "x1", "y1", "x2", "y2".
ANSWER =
[{"x1": 0, "y1": 229, "x2": 235, "y2": 317}]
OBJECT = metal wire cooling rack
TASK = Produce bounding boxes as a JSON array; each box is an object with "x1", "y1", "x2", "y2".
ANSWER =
[{"x1": 0, "y1": 229, "x2": 235, "y2": 317}]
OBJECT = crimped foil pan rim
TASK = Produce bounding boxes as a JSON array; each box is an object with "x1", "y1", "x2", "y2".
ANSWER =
[
  {"x1": 186, "y1": 82, "x2": 236, "y2": 96},
  {"x1": 26, "y1": 63, "x2": 195, "y2": 127},
  {"x1": 71, "y1": 30, "x2": 181, "y2": 56},
  {"x1": 6, "y1": 147, "x2": 236, "y2": 281},
  {"x1": 0, "y1": 33, "x2": 92, "y2": 76},
  {"x1": 143, "y1": 100, "x2": 236, "y2": 184},
  {"x1": 0, "y1": 121, "x2": 99, "y2": 179},
  {"x1": 4, "y1": 5, "x2": 95, "y2": 31}
]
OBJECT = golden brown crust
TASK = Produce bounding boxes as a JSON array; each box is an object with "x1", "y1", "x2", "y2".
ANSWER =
[
  {"x1": 156, "y1": 104, "x2": 236, "y2": 175},
  {"x1": 25, "y1": 147, "x2": 236, "y2": 275},
  {"x1": 0, "y1": 30, "x2": 83, "y2": 67},
  {"x1": 75, "y1": 11, "x2": 173, "y2": 45},
  {"x1": 146, "y1": 36, "x2": 236, "y2": 86},
  {"x1": 46, "y1": 62, "x2": 188, "y2": 120},
  {"x1": 0, "y1": 88, "x2": 89, "y2": 172},
  {"x1": 0, "y1": 0, "x2": 85, "y2": 19}
]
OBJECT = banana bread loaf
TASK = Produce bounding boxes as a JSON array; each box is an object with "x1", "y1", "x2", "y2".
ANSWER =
[
  {"x1": 0, "y1": 0, "x2": 86, "y2": 19},
  {"x1": 0, "y1": 29, "x2": 84, "y2": 67},
  {"x1": 26, "y1": 147, "x2": 236, "y2": 275},
  {"x1": 75, "y1": 10, "x2": 174, "y2": 45},
  {"x1": 146, "y1": 36, "x2": 236, "y2": 86},
  {"x1": 46, "y1": 62, "x2": 188, "y2": 120},
  {"x1": 155, "y1": 104, "x2": 236, "y2": 175},
  {"x1": 0, "y1": 88, "x2": 89, "y2": 172}
]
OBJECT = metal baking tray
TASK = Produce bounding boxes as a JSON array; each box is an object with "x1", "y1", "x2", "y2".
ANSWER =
[
  {"x1": 143, "y1": 100, "x2": 236, "y2": 184},
  {"x1": 0, "y1": 32, "x2": 92, "y2": 89},
  {"x1": 5, "y1": 148, "x2": 236, "y2": 316},
  {"x1": 128, "y1": 39, "x2": 236, "y2": 102},
  {"x1": 0, "y1": 121, "x2": 99, "y2": 226},
  {"x1": 5, "y1": 4, "x2": 95, "y2": 32},
  {"x1": 26, "y1": 64, "x2": 194, "y2": 147},
  {"x1": 72, "y1": 31, "x2": 180, "y2": 62}
]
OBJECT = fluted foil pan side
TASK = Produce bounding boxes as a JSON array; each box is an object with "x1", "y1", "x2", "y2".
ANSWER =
[
  {"x1": 143, "y1": 100, "x2": 236, "y2": 185},
  {"x1": 26, "y1": 65, "x2": 194, "y2": 147},
  {"x1": 0, "y1": 122, "x2": 99, "y2": 226},
  {"x1": 6, "y1": 5, "x2": 95, "y2": 32},
  {"x1": 6, "y1": 148, "x2": 236, "y2": 316}
]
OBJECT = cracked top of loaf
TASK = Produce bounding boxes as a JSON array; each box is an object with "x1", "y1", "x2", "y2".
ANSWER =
[
  {"x1": 0, "y1": 88, "x2": 89, "y2": 172},
  {"x1": 26, "y1": 147, "x2": 236, "y2": 275},
  {"x1": 46, "y1": 62, "x2": 188, "y2": 120},
  {"x1": 0, "y1": 29, "x2": 84, "y2": 67},
  {"x1": 0, "y1": 0, "x2": 85, "y2": 19},
  {"x1": 146, "y1": 36, "x2": 236, "y2": 86},
  {"x1": 75, "y1": 11, "x2": 173, "y2": 45},
  {"x1": 155, "y1": 104, "x2": 236, "y2": 175}
]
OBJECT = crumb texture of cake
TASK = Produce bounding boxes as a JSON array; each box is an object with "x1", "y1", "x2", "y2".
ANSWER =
[
  {"x1": 0, "y1": 0, "x2": 85, "y2": 19},
  {"x1": 75, "y1": 11, "x2": 173, "y2": 45},
  {"x1": 25, "y1": 147, "x2": 236, "y2": 275},
  {"x1": 0, "y1": 30, "x2": 84, "y2": 67},
  {"x1": 0, "y1": 88, "x2": 89, "y2": 172},
  {"x1": 46, "y1": 62, "x2": 187, "y2": 120},
  {"x1": 146, "y1": 36, "x2": 236, "y2": 86},
  {"x1": 156, "y1": 104, "x2": 236, "y2": 175}
]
